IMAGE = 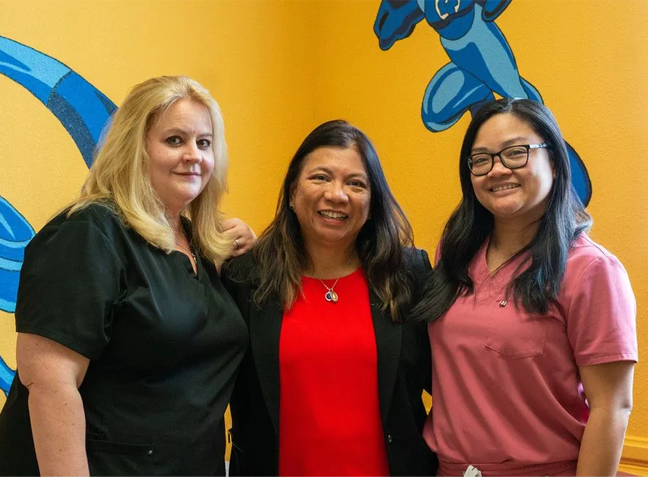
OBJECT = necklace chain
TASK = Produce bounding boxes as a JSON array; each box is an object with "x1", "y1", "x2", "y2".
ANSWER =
[
  {"x1": 175, "y1": 240, "x2": 197, "y2": 270},
  {"x1": 172, "y1": 219, "x2": 197, "y2": 271},
  {"x1": 315, "y1": 255, "x2": 356, "y2": 304}
]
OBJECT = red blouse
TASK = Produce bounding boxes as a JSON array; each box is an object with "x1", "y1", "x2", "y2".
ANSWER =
[{"x1": 278, "y1": 268, "x2": 390, "y2": 476}]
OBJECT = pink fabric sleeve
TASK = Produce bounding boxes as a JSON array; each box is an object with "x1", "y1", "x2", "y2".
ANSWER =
[{"x1": 566, "y1": 255, "x2": 638, "y2": 366}]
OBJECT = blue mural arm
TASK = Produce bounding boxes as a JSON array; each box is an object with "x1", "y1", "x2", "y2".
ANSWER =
[
  {"x1": 374, "y1": 0, "x2": 425, "y2": 50},
  {"x1": 475, "y1": 0, "x2": 512, "y2": 21},
  {"x1": 0, "y1": 196, "x2": 35, "y2": 313},
  {"x1": 0, "y1": 354, "x2": 16, "y2": 396},
  {"x1": 0, "y1": 36, "x2": 117, "y2": 167}
]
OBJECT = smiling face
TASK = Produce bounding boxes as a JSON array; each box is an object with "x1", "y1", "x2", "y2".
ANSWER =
[
  {"x1": 469, "y1": 112, "x2": 555, "y2": 227},
  {"x1": 146, "y1": 98, "x2": 215, "y2": 217},
  {"x1": 290, "y1": 146, "x2": 371, "y2": 254}
]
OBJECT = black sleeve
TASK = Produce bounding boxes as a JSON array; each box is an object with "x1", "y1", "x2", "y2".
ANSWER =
[
  {"x1": 221, "y1": 252, "x2": 256, "y2": 325},
  {"x1": 411, "y1": 248, "x2": 433, "y2": 283},
  {"x1": 408, "y1": 248, "x2": 433, "y2": 394},
  {"x1": 15, "y1": 219, "x2": 126, "y2": 360}
]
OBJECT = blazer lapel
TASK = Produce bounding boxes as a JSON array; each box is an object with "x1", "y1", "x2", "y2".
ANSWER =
[
  {"x1": 370, "y1": 290, "x2": 402, "y2": 428},
  {"x1": 249, "y1": 299, "x2": 283, "y2": 435}
]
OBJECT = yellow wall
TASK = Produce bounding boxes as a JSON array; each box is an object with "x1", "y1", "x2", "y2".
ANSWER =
[
  {"x1": 0, "y1": 0, "x2": 646, "y2": 463},
  {"x1": 310, "y1": 0, "x2": 648, "y2": 444}
]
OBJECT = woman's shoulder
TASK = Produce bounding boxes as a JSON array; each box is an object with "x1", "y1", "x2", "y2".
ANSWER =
[
  {"x1": 23, "y1": 201, "x2": 129, "y2": 272},
  {"x1": 50, "y1": 201, "x2": 122, "y2": 231},
  {"x1": 566, "y1": 233, "x2": 629, "y2": 281},
  {"x1": 402, "y1": 246, "x2": 432, "y2": 272},
  {"x1": 568, "y1": 233, "x2": 622, "y2": 266},
  {"x1": 31, "y1": 201, "x2": 127, "y2": 253},
  {"x1": 222, "y1": 251, "x2": 257, "y2": 284}
]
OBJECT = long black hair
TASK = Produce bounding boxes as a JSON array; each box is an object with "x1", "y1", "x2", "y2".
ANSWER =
[
  {"x1": 417, "y1": 98, "x2": 592, "y2": 320},
  {"x1": 250, "y1": 119, "x2": 415, "y2": 322}
]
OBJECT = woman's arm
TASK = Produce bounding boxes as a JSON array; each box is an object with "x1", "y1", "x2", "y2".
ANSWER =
[
  {"x1": 576, "y1": 360, "x2": 634, "y2": 476},
  {"x1": 17, "y1": 333, "x2": 90, "y2": 476}
]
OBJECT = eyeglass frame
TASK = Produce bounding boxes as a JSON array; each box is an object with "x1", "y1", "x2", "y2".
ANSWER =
[{"x1": 466, "y1": 143, "x2": 549, "y2": 176}]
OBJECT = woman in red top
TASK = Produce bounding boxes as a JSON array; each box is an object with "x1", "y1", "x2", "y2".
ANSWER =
[{"x1": 223, "y1": 120, "x2": 436, "y2": 476}]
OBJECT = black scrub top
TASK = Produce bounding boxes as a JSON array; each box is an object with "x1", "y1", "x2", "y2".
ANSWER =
[{"x1": 0, "y1": 203, "x2": 248, "y2": 476}]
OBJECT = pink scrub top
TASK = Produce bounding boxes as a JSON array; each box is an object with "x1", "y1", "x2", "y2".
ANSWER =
[{"x1": 424, "y1": 234, "x2": 637, "y2": 476}]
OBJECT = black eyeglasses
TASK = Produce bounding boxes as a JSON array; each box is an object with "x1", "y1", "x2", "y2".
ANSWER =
[{"x1": 467, "y1": 143, "x2": 549, "y2": 176}]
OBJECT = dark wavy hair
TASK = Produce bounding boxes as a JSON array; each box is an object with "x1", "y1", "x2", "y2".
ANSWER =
[
  {"x1": 416, "y1": 98, "x2": 592, "y2": 320},
  {"x1": 251, "y1": 119, "x2": 415, "y2": 322}
]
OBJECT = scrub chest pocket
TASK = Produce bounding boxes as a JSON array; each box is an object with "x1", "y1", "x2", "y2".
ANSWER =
[{"x1": 485, "y1": 308, "x2": 549, "y2": 359}]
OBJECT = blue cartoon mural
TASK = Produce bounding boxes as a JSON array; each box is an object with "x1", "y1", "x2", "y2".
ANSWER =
[
  {"x1": 373, "y1": 0, "x2": 592, "y2": 205},
  {"x1": 0, "y1": 36, "x2": 117, "y2": 395}
]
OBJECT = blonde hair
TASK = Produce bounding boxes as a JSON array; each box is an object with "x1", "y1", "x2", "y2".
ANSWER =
[{"x1": 69, "y1": 75, "x2": 233, "y2": 264}]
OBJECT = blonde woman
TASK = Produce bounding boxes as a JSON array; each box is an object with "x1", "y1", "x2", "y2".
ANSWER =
[{"x1": 0, "y1": 76, "x2": 253, "y2": 476}]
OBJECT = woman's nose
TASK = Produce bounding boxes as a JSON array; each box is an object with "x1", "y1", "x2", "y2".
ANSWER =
[
  {"x1": 488, "y1": 155, "x2": 511, "y2": 177},
  {"x1": 324, "y1": 182, "x2": 349, "y2": 203},
  {"x1": 182, "y1": 143, "x2": 202, "y2": 162}
]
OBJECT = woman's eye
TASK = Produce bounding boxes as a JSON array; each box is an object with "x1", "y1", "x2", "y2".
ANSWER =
[
  {"x1": 197, "y1": 139, "x2": 211, "y2": 148},
  {"x1": 472, "y1": 156, "x2": 490, "y2": 166},
  {"x1": 348, "y1": 180, "x2": 367, "y2": 189},
  {"x1": 310, "y1": 174, "x2": 328, "y2": 182},
  {"x1": 165, "y1": 136, "x2": 182, "y2": 146},
  {"x1": 506, "y1": 147, "x2": 527, "y2": 158}
]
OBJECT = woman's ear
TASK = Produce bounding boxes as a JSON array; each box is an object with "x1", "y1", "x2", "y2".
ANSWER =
[{"x1": 289, "y1": 185, "x2": 296, "y2": 210}]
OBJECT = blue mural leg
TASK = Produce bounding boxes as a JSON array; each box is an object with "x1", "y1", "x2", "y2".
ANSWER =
[
  {"x1": 469, "y1": 97, "x2": 494, "y2": 116},
  {"x1": 422, "y1": 62, "x2": 494, "y2": 132},
  {"x1": 0, "y1": 354, "x2": 15, "y2": 396},
  {"x1": 0, "y1": 196, "x2": 34, "y2": 313},
  {"x1": 441, "y1": 6, "x2": 528, "y2": 100},
  {"x1": 0, "y1": 196, "x2": 32, "y2": 394},
  {"x1": 520, "y1": 77, "x2": 543, "y2": 103},
  {"x1": 0, "y1": 36, "x2": 117, "y2": 167}
]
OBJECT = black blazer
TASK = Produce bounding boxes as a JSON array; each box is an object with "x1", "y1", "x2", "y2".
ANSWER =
[{"x1": 222, "y1": 248, "x2": 438, "y2": 476}]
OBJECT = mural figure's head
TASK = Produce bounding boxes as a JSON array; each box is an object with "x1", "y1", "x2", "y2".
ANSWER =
[
  {"x1": 458, "y1": 98, "x2": 584, "y2": 230},
  {"x1": 276, "y1": 119, "x2": 410, "y2": 260},
  {"x1": 82, "y1": 75, "x2": 228, "y2": 224}
]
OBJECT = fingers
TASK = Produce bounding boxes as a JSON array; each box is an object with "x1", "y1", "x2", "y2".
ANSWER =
[
  {"x1": 221, "y1": 217, "x2": 240, "y2": 233},
  {"x1": 222, "y1": 217, "x2": 257, "y2": 258},
  {"x1": 229, "y1": 235, "x2": 254, "y2": 257}
]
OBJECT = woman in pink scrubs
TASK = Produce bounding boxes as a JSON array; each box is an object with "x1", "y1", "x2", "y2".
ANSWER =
[{"x1": 417, "y1": 98, "x2": 637, "y2": 476}]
